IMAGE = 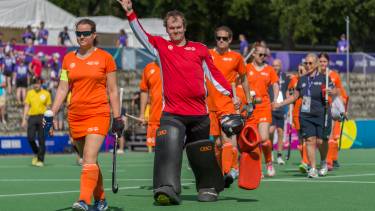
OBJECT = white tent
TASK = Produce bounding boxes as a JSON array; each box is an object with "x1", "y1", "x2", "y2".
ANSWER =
[{"x1": 0, "y1": 0, "x2": 76, "y2": 45}]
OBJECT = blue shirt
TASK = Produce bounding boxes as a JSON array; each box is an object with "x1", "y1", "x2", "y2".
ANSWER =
[
  {"x1": 3, "y1": 56, "x2": 15, "y2": 73},
  {"x1": 296, "y1": 73, "x2": 333, "y2": 118},
  {"x1": 239, "y1": 40, "x2": 249, "y2": 55},
  {"x1": 37, "y1": 29, "x2": 49, "y2": 45},
  {"x1": 118, "y1": 34, "x2": 128, "y2": 46},
  {"x1": 15, "y1": 64, "x2": 28, "y2": 79},
  {"x1": 24, "y1": 46, "x2": 35, "y2": 63},
  {"x1": 337, "y1": 39, "x2": 348, "y2": 52},
  {"x1": 0, "y1": 74, "x2": 5, "y2": 96}
]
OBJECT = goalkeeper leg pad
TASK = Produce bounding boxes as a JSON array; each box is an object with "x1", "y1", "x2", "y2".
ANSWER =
[
  {"x1": 186, "y1": 139, "x2": 224, "y2": 193},
  {"x1": 153, "y1": 119, "x2": 185, "y2": 197}
]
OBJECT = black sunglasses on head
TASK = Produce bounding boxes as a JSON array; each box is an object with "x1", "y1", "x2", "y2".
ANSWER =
[
  {"x1": 75, "y1": 31, "x2": 93, "y2": 37},
  {"x1": 216, "y1": 36, "x2": 229, "y2": 42}
]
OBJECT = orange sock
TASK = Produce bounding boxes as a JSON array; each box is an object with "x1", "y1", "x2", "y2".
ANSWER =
[
  {"x1": 327, "y1": 139, "x2": 338, "y2": 166},
  {"x1": 79, "y1": 164, "x2": 99, "y2": 204},
  {"x1": 214, "y1": 144, "x2": 221, "y2": 166},
  {"x1": 261, "y1": 140, "x2": 272, "y2": 164},
  {"x1": 302, "y1": 143, "x2": 309, "y2": 165},
  {"x1": 221, "y1": 142, "x2": 233, "y2": 174},
  {"x1": 231, "y1": 147, "x2": 239, "y2": 170},
  {"x1": 93, "y1": 167, "x2": 105, "y2": 201}
]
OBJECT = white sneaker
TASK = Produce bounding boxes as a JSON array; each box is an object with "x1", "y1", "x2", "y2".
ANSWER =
[
  {"x1": 277, "y1": 157, "x2": 285, "y2": 165},
  {"x1": 266, "y1": 163, "x2": 276, "y2": 177},
  {"x1": 308, "y1": 168, "x2": 319, "y2": 178},
  {"x1": 319, "y1": 161, "x2": 328, "y2": 176},
  {"x1": 229, "y1": 168, "x2": 239, "y2": 180},
  {"x1": 117, "y1": 149, "x2": 124, "y2": 154}
]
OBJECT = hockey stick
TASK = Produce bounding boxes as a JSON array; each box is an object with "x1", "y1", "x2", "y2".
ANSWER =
[{"x1": 112, "y1": 87, "x2": 124, "y2": 193}]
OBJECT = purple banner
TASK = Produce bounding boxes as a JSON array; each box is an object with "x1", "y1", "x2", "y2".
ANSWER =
[{"x1": 270, "y1": 51, "x2": 375, "y2": 74}]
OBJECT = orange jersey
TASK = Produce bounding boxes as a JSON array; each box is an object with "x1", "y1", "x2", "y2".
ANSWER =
[
  {"x1": 246, "y1": 64, "x2": 278, "y2": 107},
  {"x1": 139, "y1": 62, "x2": 162, "y2": 124},
  {"x1": 206, "y1": 49, "x2": 246, "y2": 113},
  {"x1": 287, "y1": 74, "x2": 301, "y2": 130},
  {"x1": 329, "y1": 70, "x2": 348, "y2": 104},
  {"x1": 62, "y1": 48, "x2": 116, "y2": 116}
]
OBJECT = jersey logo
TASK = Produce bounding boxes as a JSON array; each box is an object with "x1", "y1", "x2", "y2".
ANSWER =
[
  {"x1": 249, "y1": 71, "x2": 254, "y2": 76},
  {"x1": 260, "y1": 72, "x2": 269, "y2": 76},
  {"x1": 86, "y1": 61, "x2": 99, "y2": 66},
  {"x1": 39, "y1": 94, "x2": 46, "y2": 101},
  {"x1": 168, "y1": 45, "x2": 173, "y2": 50},
  {"x1": 302, "y1": 83, "x2": 306, "y2": 88},
  {"x1": 184, "y1": 47, "x2": 196, "y2": 51},
  {"x1": 222, "y1": 57, "x2": 233, "y2": 62},
  {"x1": 87, "y1": 127, "x2": 99, "y2": 132},
  {"x1": 69, "y1": 62, "x2": 76, "y2": 69},
  {"x1": 314, "y1": 82, "x2": 322, "y2": 85}
]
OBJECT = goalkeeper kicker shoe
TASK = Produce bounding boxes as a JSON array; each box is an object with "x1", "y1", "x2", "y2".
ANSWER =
[
  {"x1": 154, "y1": 186, "x2": 181, "y2": 205},
  {"x1": 197, "y1": 188, "x2": 218, "y2": 202}
]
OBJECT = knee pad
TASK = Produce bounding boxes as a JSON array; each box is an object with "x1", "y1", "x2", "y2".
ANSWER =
[
  {"x1": 153, "y1": 118, "x2": 186, "y2": 194},
  {"x1": 186, "y1": 139, "x2": 224, "y2": 193}
]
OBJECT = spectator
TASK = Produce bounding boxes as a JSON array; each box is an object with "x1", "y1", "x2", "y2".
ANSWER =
[
  {"x1": 0, "y1": 72, "x2": 6, "y2": 124},
  {"x1": 29, "y1": 52, "x2": 43, "y2": 79},
  {"x1": 116, "y1": 29, "x2": 128, "y2": 47},
  {"x1": 239, "y1": 34, "x2": 249, "y2": 56},
  {"x1": 58, "y1": 26, "x2": 72, "y2": 46},
  {"x1": 336, "y1": 34, "x2": 349, "y2": 53},
  {"x1": 36, "y1": 21, "x2": 49, "y2": 45},
  {"x1": 48, "y1": 53, "x2": 61, "y2": 90},
  {"x1": 15, "y1": 58, "x2": 28, "y2": 105},
  {"x1": 24, "y1": 39, "x2": 35, "y2": 65},
  {"x1": 22, "y1": 77, "x2": 52, "y2": 167},
  {"x1": 2, "y1": 51, "x2": 16, "y2": 93},
  {"x1": 22, "y1": 25, "x2": 35, "y2": 44}
]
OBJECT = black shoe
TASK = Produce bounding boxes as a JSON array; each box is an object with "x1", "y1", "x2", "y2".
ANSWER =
[
  {"x1": 223, "y1": 173, "x2": 234, "y2": 188},
  {"x1": 154, "y1": 186, "x2": 181, "y2": 205},
  {"x1": 333, "y1": 160, "x2": 340, "y2": 168},
  {"x1": 197, "y1": 188, "x2": 218, "y2": 202}
]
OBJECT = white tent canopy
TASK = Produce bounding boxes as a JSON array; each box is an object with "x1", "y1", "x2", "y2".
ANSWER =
[
  {"x1": 0, "y1": 0, "x2": 76, "y2": 29},
  {"x1": 0, "y1": 0, "x2": 168, "y2": 47}
]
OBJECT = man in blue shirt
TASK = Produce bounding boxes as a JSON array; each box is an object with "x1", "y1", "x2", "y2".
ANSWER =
[
  {"x1": 37, "y1": 22, "x2": 49, "y2": 45},
  {"x1": 336, "y1": 34, "x2": 349, "y2": 53},
  {"x1": 239, "y1": 34, "x2": 249, "y2": 57}
]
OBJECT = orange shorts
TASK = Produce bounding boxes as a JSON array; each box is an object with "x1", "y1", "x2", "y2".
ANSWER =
[
  {"x1": 215, "y1": 95, "x2": 236, "y2": 118},
  {"x1": 246, "y1": 104, "x2": 272, "y2": 125},
  {"x1": 147, "y1": 122, "x2": 160, "y2": 139},
  {"x1": 330, "y1": 121, "x2": 341, "y2": 139},
  {"x1": 209, "y1": 111, "x2": 221, "y2": 136},
  {"x1": 68, "y1": 113, "x2": 110, "y2": 139}
]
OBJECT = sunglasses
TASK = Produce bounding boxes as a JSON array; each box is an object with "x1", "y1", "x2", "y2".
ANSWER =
[
  {"x1": 257, "y1": 53, "x2": 267, "y2": 58},
  {"x1": 216, "y1": 36, "x2": 229, "y2": 42},
  {"x1": 75, "y1": 31, "x2": 93, "y2": 37},
  {"x1": 304, "y1": 62, "x2": 314, "y2": 66}
]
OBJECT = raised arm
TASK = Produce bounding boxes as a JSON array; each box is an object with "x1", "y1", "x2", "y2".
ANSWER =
[{"x1": 117, "y1": 0, "x2": 158, "y2": 57}]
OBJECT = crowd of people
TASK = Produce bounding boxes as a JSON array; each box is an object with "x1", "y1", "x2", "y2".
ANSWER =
[{"x1": 0, "y1": 0, "x2": 350, "y2": 210}]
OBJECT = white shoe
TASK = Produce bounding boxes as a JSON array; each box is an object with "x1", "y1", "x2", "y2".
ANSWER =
[
  {"x1": 266, "y1": 163, "x2": 276, "y2": 177},
  {"x1": 229, "y1": 168, "x2": 239, "y2": 180},
  {"x1": 117, "y1": 149, "x2": 124, "y2": 154},
  {"x1": 308, "y1": 168, "x2": 319, "y2": 178},
  {"x1": 277, "y1": 157, "x2": 285, "y2": 165},
  {"x1": 319, "y1": 161, "x2": 328, "y2": 176}
]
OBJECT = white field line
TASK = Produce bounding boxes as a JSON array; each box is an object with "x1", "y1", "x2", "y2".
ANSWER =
[
  {"x1": 262, "y1": 179, "x2": 375, "y2": 184},
  {"x1": 0, "y1": 178, "x2": 193, "y2": 182},
  {"x1": 0, "y1": 182, "x2": 194, "y2": 198}
]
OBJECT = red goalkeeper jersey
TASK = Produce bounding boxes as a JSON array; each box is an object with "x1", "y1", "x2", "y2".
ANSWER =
[{"x1": 127, "y1": 12, "x2": 232, "y2": 116}]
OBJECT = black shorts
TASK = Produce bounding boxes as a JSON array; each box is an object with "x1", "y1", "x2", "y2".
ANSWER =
[
  {"x1": 300, "y1": 115, "x2": 331, "y2": 140},
  {"x1": 16, "y1": 78, "x2": 28, "y2": 88},
  {"x1": 271, "y1": 115, "x2": 285, "y2": 129},
  {"x1": 160, "y1": 112, "x2": 210, "y2": 145},
  {"x1": 3, "y1": 69, "x2": 13, "y2": 77}
]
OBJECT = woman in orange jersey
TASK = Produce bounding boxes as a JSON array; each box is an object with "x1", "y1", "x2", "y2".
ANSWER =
[
  {"x1": 48, "y1": 19, "x2": 124, "y2": 211},
  {"x1": 318, "y1": 53, "x2": 348, "y2": 170},
  {"x1": 245, "y1": 44, "x2": 280, "y2": 177}
]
